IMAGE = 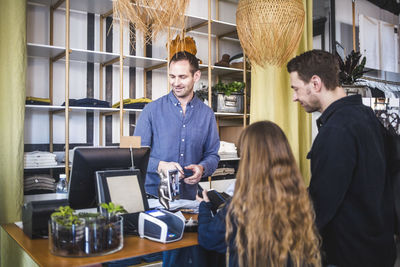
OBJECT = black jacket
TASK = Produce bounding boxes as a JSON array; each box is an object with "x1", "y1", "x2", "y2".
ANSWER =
[{"x1": 308, "y1": 95, "x2": 396, "y2": 267}]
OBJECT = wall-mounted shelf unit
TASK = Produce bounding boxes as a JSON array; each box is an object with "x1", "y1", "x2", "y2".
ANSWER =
[{"x1": 25, "y1": 0, "x2": 250, "y2": 191}]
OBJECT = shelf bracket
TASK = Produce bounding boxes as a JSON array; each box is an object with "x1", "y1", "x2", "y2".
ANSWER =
[
  {"x1": 101, "y1": 110, "x2": 126, "y2": 117},
  {"x1": 100, "y1": 9, "x2": 113, "y2": 20},
  {"x1": 51, "y1": 0, "x2": 65, "y2": 11},
  {"x1": 218, "y1": 30, "x2": 237, "y2": 39},
  {"x1": 102, "y1": 57, "x2": 122, "y2": 67},
  {"x1": 51, "y1": 49, "x2": 71, "y2": 62},
  {"x1": 144, "y1": 62, "x2": 167, "y2": 72},
  {"x1": 51, "y1": 108, "x2": 70, "y2": 115},
  {"x1": 184, "y1": 21, "x2": 209, "y2": 34}
]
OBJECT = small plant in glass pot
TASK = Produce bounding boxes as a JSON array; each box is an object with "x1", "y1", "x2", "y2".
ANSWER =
[
  {"x1": 79, "y1": 212, "x2": 107, "y2": 254},
  {"x1": 49, "y1": 206, "x2": 85, "y2": 256},
  {"x1": 100, "y1": 202, "x2": 127, "y2": 250}
]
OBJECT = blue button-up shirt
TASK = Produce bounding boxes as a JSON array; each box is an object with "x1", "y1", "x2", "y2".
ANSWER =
[{"x1": 134, "y1": 91, "x2": 220, "y2": 199}]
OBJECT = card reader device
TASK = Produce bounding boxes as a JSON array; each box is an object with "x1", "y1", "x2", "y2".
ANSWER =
[{"x1": 138, "y1": 209, "x2": 185, "y2": 243}]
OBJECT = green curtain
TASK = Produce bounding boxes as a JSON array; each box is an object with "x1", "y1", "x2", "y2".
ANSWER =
[
  {"x1": 0, "y1": 0, "x2": 26, "y2": 224},
  {"x1": 249, "y1": 0, "x2": 313, "y2": 185}
]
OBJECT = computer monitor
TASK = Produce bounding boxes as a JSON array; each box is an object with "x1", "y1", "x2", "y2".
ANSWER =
[{"x1": 68, "y1": 147, "x2": 151, "y2": 209}]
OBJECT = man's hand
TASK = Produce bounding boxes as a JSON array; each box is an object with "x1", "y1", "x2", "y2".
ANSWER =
[
  {"x1": 196, "y1": 189, "x2": 210, "y2": 202},
  {"x1": 183, "y1": 164, "x2": 204, "y2": 185},
  {"x1": 158, "y1": 161, "x2": 184, "y2": 178}
]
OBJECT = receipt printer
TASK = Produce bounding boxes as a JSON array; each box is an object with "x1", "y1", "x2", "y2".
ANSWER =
[{"x1": 138, "y1": 209, "x2": 185, "y2": 243}]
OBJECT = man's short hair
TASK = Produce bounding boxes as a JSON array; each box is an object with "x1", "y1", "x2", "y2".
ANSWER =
[
  {"x1": 286, "y1": 50, "x2": 339, "y2": 90},
  {"x1": 170, "y1": 51, "x2": 200, "y2": 75}
]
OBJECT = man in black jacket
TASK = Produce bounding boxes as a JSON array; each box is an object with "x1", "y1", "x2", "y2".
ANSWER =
[{"x1": 287, "y1": 50, "x2": 396, "y2": 267}]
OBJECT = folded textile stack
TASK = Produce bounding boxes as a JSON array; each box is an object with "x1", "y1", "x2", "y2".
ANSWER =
[
  {"x1": 24, "y1": 174, "x2": 56, "y2": 193},
  {"x1": 212, "y1": 167, "x2": 235, "y2": 177},
  {"x1": 62, "y1": 98, "x2": 111, "y2": 108},
  {"x1": 24, "y1": 151, "x2": 58, "y2": 168},
  {"x1": 112, "y1": 98, "x2": 152, "y2": 109},
  {"x1": 218, "y1": 141, "x2": 238, "y2": 159},
  {"x1": 26, "y1": 96, "x2": 50, "y2": 105}
]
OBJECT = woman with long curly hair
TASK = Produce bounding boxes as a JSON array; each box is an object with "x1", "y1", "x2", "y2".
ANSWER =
[{"x1": 197, "y1": 120, "x2": 321, "y2": 267}]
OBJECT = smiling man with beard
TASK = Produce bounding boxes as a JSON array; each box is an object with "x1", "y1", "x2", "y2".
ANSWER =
[{"x1": 134, "y1": 51, "x2": 220, "y2": 200}]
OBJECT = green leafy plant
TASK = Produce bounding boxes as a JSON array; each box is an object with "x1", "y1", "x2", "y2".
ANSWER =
[
  {"x1": 196, "y1": 81, "x2": 245, "y2": 102},
  {"x1": 337, "y1": 50, "x2": 369, "y2": 85},
  {"x1": 100, "y1": 202, "x2": 127, "y2": 218},
  {"x1": 51, "y1": 206, "x2": 81, "y2": 226},
  {"x1": 213, "y1": 81, "x2": 245, "y2": 96}
]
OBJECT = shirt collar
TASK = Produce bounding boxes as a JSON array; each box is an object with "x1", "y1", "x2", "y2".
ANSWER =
[
  {"x1": 316, "y1": 94, "x2": 362, "y2": 129},
  {"x1": 168, "y1": 90, "x2": 200, "y2": 107}
]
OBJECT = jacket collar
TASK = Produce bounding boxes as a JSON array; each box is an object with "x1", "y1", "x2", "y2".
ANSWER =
[{"x1": 317, "y1": 94, "x2": 362, "y2": 129}]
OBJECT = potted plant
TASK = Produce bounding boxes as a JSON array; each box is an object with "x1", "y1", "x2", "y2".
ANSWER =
[
  {"x1": 49, "y1": 206, "x2": 85, "y2": 256},
  {"x1": 79, "y1": 212, "x2": 107, "y2": 254},
  {"x1": 213, "y1": 81, "x2": 245, "y2": 113},
  {"x1": 100, "y1": 202, "x2": 127, "y2": 250},
  {"x1": 48, "y1": 203, "x2": 126, "y2": 257},
  {"x1": 195, "y1": 81, "x2": 245, "y2": 113},
  {"x1": 337, "y1": 50, "x2": 369, "y2": 95}
]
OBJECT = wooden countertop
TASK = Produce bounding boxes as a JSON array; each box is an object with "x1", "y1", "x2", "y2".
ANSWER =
[{"x1": 2, "y1": 223, "x2": 198, "y2": 267}]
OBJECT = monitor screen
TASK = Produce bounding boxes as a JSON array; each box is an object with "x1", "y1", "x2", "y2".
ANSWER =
[
  {"x1": 96, "y1": 169, "x2": 149, "y2": 213},
  {"x1": 68, "y1": 147, "x2": 151, "y2": 209}
]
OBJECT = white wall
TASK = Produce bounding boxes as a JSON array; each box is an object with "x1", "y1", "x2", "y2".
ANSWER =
[
  {"x1": 311, "y1": 0, "x2": 400, "y2": 141},
  {"x1": 335, "y1": 0, "x2": 398, "y2": 52}
]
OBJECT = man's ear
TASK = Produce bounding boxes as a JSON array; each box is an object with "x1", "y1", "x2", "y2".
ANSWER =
[
  {"x1": 310, "y1": 75, "x2": 322, "y2": 92},
  {"x1": 193, "y1": 70, "x2": 201, "y2": 82}
]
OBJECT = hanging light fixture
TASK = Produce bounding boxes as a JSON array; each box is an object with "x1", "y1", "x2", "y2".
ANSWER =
[
  {"x1": 113, "y1": 0, "x2": 189, "y2": 43},
  {"x1": 236, "y1": 0, "x2": 305, "y2": 67}
]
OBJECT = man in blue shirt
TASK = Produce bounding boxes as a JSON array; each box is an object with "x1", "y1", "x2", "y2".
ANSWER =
[
  {"x1": 134, "y1": 51, "x2": 220, "y2": 200},
  {"x1": 287, "y1": 50, "x2": 396, "y2": 267}
]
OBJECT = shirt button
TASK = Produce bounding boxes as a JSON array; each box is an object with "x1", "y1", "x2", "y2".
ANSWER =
[
  {"x1": 180, "y1": 153, "x2": 184, "y2": 157},
  {"x1": 183, "y1": 125, "x2": 186, "y2": 128},
  {"x1": 180, "y1": 110, "x2": 182, "y2": 113},
  {"x1": 182, "y1": 139, "x2": 184, "y2": 142}
]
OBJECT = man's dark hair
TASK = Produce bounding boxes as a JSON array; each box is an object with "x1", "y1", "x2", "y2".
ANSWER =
[
  {"x1": 287, "y1": 50, "x2": 340, "y2": 90},
  {"x1": 170, "y1": 51, "x2": 200, "y2": 75}
]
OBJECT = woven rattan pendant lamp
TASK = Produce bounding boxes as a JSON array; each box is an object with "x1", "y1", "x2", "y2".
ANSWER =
[
  {"x1": 113, "y1": 0, "x2": 189, "y2": 43},
  {"x1": 236, "y1": 0, "x2": 305, "y2": 67}
]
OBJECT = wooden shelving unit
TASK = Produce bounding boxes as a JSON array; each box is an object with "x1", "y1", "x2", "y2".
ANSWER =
[{"x1": 25, "y1": 0, "x2": 250, "y2": 183}]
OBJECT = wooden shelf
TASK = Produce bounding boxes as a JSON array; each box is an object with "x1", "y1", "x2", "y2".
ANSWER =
[
  {"x1": 219, "y1": 157, "x2": 240, "y2": 161},
  {"x1": 26, "y1": 104, "x2": 117, "y2": 112},
  {"x1": 199, "y1": 64, "x2": 250, "y2": 77},
  {"x1": 24, "y1": 163, "x2": 69, "y2": 170},
  {"x1": 28, "y1": 0, "x2": 113, "y2": 15},
  {"x1": 124, "y1": 55, "x2": 167, "y2": 69},
  {"x1": 184, "y1": 15, "x2": 238, "y2": 38},
  {"x1": 215, "y1": 112, "x2": 249, "y2": 116},
  {"x1": 26, "y1": 104, "x2": 246, "y2": 116},
  {"x1": 28, "y1": 1, "x2": 238, "y2": 38},
  {"x1": 28, "y1": 43, "x2": 167, "y2": 69},
  {"x1": 27, "y1": 43, "x2": 65, "y2": 58}
]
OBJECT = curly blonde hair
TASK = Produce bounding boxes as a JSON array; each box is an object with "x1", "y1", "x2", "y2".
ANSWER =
[{"x1": 226, "y1": 121, "x2": 321, "y2": 267}]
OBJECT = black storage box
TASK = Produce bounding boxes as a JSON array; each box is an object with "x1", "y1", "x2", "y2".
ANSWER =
[{"x1": 22, "y1": 199, "x2": 69, "y2": 239}]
